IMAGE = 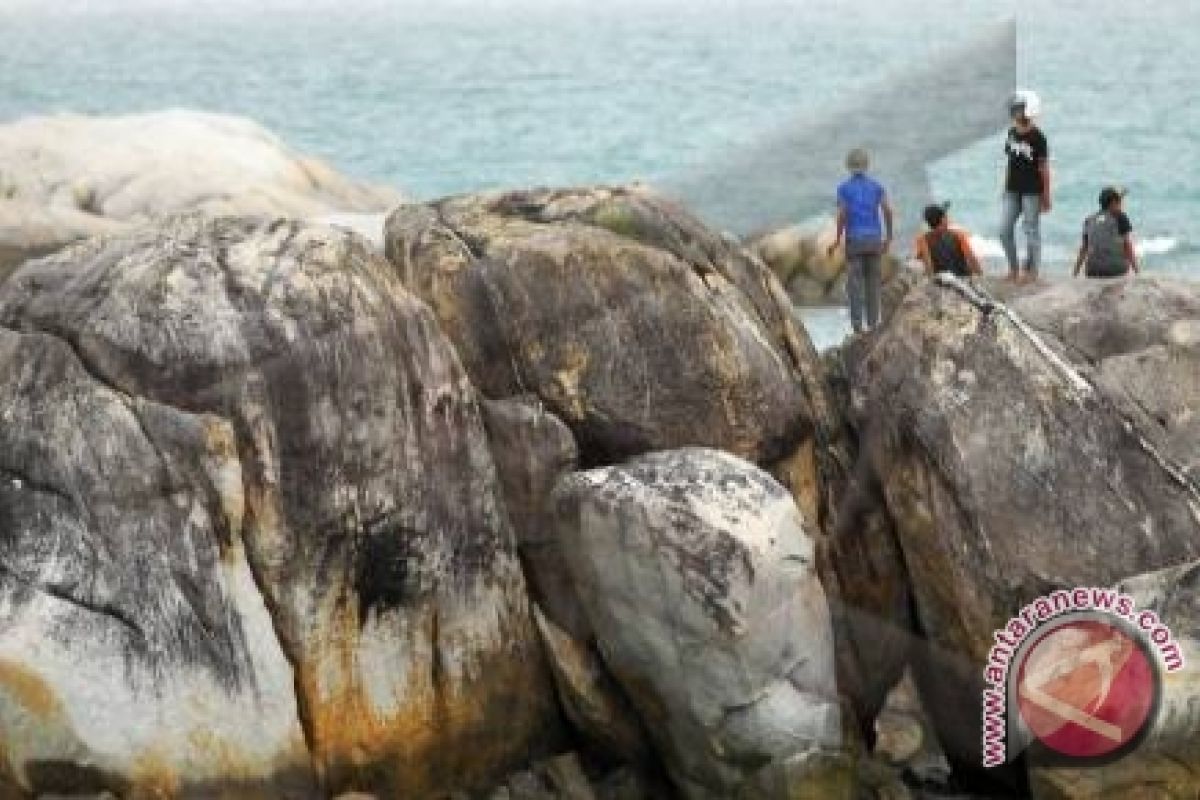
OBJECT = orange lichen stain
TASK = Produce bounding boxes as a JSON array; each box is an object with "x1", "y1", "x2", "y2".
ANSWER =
[
  {"x1": 299, "y1": 599, "x2": 555, "y2": 797},
  {"x1": 127, "y1": 752, "x2": 181, "y2": 800},
  {"x1": 0, "y1": 659, "x2": 64, "y2": 721},
  {"x1": 201, "y1": 415, "x2": 246, "y2": 563},
  {"x1": 772, "y1": 436, "x2": 821, "y2": 526},
  {"x1": 176, "y1": 728, "x2": 313, "y2": 799},
  {"x1": 201, "y1": 416, "x2": 240, "y2": 461}
]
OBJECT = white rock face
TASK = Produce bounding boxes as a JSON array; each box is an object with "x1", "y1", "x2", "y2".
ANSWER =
[
  {"x1": 0, "y1": 110, "x2": 402, "y2": 274},
  {"x1": 0, "y1": 214, "x2": 558, "y2": 798},
  {"x1": 552, "y1": 448, "x2": 850, "y2": 799}
]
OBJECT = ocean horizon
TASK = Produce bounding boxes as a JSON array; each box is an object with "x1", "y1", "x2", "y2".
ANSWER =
[{"x1": 4, "y1": 0, "x2": 1198, "y2": 347}]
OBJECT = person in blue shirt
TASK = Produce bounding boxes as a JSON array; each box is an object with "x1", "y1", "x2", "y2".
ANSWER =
[{"x1": 828, "y1": 148, "x2": 894, "y2": 333}]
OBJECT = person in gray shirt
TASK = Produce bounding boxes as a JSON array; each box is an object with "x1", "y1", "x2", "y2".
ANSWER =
[{"x1": 1073, "y1": 187, "x2": 1140, "y2": 278}]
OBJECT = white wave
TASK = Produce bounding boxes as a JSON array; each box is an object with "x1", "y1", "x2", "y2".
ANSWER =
[
  {"x1": 970, "y1": 235, "x2": 1006, "y2": 259},
  {"x1": 970, "y1": 234, "x2": 1182, "y2": 260},
  {"x1": 1138, "y1": 236, "x2": 1179, "y2": 256}
]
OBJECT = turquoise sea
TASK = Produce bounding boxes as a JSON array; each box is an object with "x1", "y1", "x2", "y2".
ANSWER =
[{"x1": 3, "y1": 0, "x2": 1198, "y2": 345}]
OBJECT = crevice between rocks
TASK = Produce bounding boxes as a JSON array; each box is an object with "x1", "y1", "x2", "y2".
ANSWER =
[{"x1": 224, "y1": 422, "x2": 321, "y2": 779}]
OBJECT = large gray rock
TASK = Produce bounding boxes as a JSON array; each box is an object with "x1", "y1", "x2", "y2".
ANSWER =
[
  {"x1": 0, "y1": 214, "x2": 558, "y2": 797},
  {"x1": 848, "y1": 275, "x2": 1200, "y2": 772},
  {"x1": 1011, "y1": 277, "x2": 1200, "y2": 475},
  {"x1": 552, "y1": 448, "x2": 851, "y2": 799},
  {"x1": 383, "y1": 185, "x2": 834, "y2": 468},
  {"x1": 0, "y1": 110, "x2": 401, "y2": 273}
]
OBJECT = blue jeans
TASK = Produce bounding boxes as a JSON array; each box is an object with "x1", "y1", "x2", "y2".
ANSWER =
[{"x1": 999, "y1": 192, "x2": 1042, "y2": 274}]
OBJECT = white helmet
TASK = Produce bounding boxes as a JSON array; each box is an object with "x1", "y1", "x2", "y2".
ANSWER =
[{"x1": 1008, "y1": 89, "x2": 1042, "y2": 119}]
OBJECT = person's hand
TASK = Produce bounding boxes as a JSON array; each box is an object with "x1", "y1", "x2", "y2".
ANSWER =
[{"x1": 1041, "y1": 195, "x2": 1053, "y2": 213}]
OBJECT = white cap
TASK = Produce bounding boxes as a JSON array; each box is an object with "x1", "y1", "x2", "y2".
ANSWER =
[{"x1": 1009, "y1": 89, "x2": 1042, "y2": 119}]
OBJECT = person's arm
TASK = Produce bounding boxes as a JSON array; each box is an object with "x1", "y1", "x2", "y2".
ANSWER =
[
  {"x1": 881, "y1": 194, "x2": 894, "y2": 253},
  {"x1": 1124, "y1": 235, "x2": 1139, "y2": 275},
  {"x1": 914, "y1": 235, "x2": 932, "y2": 275},
  {"x1": 1039, "y1": 162, "x2": 1052, "y2": 212},
  {"x1": 1073, "y1": 240, "x2": 1088, "y2": 277},
  {"x1": 828, "y1": 202, "x2": 846, "y2": 257},
  {"x1": 1119, "y1": 213, "x2": 1138, "y2": 274},
  {"x1": 1037, "y1": 131, "x2": 1052, "y2": 212},
  {"x1": 958, "y1": 231, "x2": 984, "y2": 276}
]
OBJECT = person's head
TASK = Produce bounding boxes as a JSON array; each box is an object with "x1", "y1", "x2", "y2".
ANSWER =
[
  {"x1": 924, "y1": 202, "x2": 950, "y2": 230},
  {"x1": 1099, "y1": 186, "x2": 1127, "y2": 212},
  {"x1": 1009, "y1": 89, "x2": 1041, "y2": 130},
  {"x1": 846, "y1": 147, "x2": 870, "y2": 175}
]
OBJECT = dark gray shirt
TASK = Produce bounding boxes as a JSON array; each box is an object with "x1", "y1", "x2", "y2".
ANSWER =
[{"x1": 1083, "y1": 210, "x2": 1132, "y2": 276}]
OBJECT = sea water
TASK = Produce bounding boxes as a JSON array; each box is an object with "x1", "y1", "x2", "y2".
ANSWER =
[{"x1": 3, "y1": 0, "x2": 1198, "y2": 345}]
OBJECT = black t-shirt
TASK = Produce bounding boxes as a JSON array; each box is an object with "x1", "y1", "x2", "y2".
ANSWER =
[{"x1": 1004, "y1": 126, "x2": 1049, "y2": 195}]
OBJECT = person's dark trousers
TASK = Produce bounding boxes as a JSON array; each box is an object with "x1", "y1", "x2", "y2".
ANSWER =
[{"x1": 845, "y1": 240, "x2": 882, "y2": 332}]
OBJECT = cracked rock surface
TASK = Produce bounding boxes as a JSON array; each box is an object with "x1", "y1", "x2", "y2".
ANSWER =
[
  {"x1": 846, "y1": 276, "x2": 1200, "y2": 776},
  {"x1": 0, "y1": 213, "x2": 558, "y2": 798},
  {"x1": 552, "y1": 448, "x2": 850, "y2": 800},
  {"x1": 382, "y1": 185, "x2": 834, "y2": 468}
]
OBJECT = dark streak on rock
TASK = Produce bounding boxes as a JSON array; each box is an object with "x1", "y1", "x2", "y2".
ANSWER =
[{"x1": 0, "y1": 558, "x2": 144, "y2": 640}]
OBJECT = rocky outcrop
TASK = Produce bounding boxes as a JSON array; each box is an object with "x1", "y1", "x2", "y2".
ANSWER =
[
  {"x1": 1010, "y1": 277, "x2": 1200, "y2": 475},
  {"x1": 847, "y1": 274, "x2": 1200, "y2": 773},
  {"x1": 748, "y1": 224, "x2": 899, "y2": 307},
  {"x1": 552, "y1": 448, "x2": 851, "y2": 799},
  {"x1": 382, "y1": 185, "x2": 836, "y2": 469},
  {"x1": 381, "y1": 186, "x2": 907, "y2": 760},
  {"x1": 0, "y1": 110, "x2": 401, "y2": 274},
  {"x1": 0, "y1": 214, "x2": 558, "y2": 797}
]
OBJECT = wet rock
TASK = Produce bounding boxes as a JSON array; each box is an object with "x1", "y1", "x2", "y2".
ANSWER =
[
  {"x1": 552, "y1": 448, "x2": 851, "y2": 799},
  {"x1": 0, "y1": 214, "x2": 558, "y2": 797}
]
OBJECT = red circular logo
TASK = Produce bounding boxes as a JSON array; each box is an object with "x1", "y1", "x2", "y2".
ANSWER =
[{"x1": 1015, "y1": 618, "x2": 1157, "y2": 759}]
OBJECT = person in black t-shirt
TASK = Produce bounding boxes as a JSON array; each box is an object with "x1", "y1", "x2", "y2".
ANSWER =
[
  {"x1": 1073, "y1": 187, "x2": 1140, "y2": 278},
  {"x1": 999, "y1": 90, "x2": 1052, "y2": 283}
]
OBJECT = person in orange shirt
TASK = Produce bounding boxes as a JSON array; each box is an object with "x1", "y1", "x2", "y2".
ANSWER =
[{"x1": 914, "y1": 202, "x2": 983, "y2": 277}]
